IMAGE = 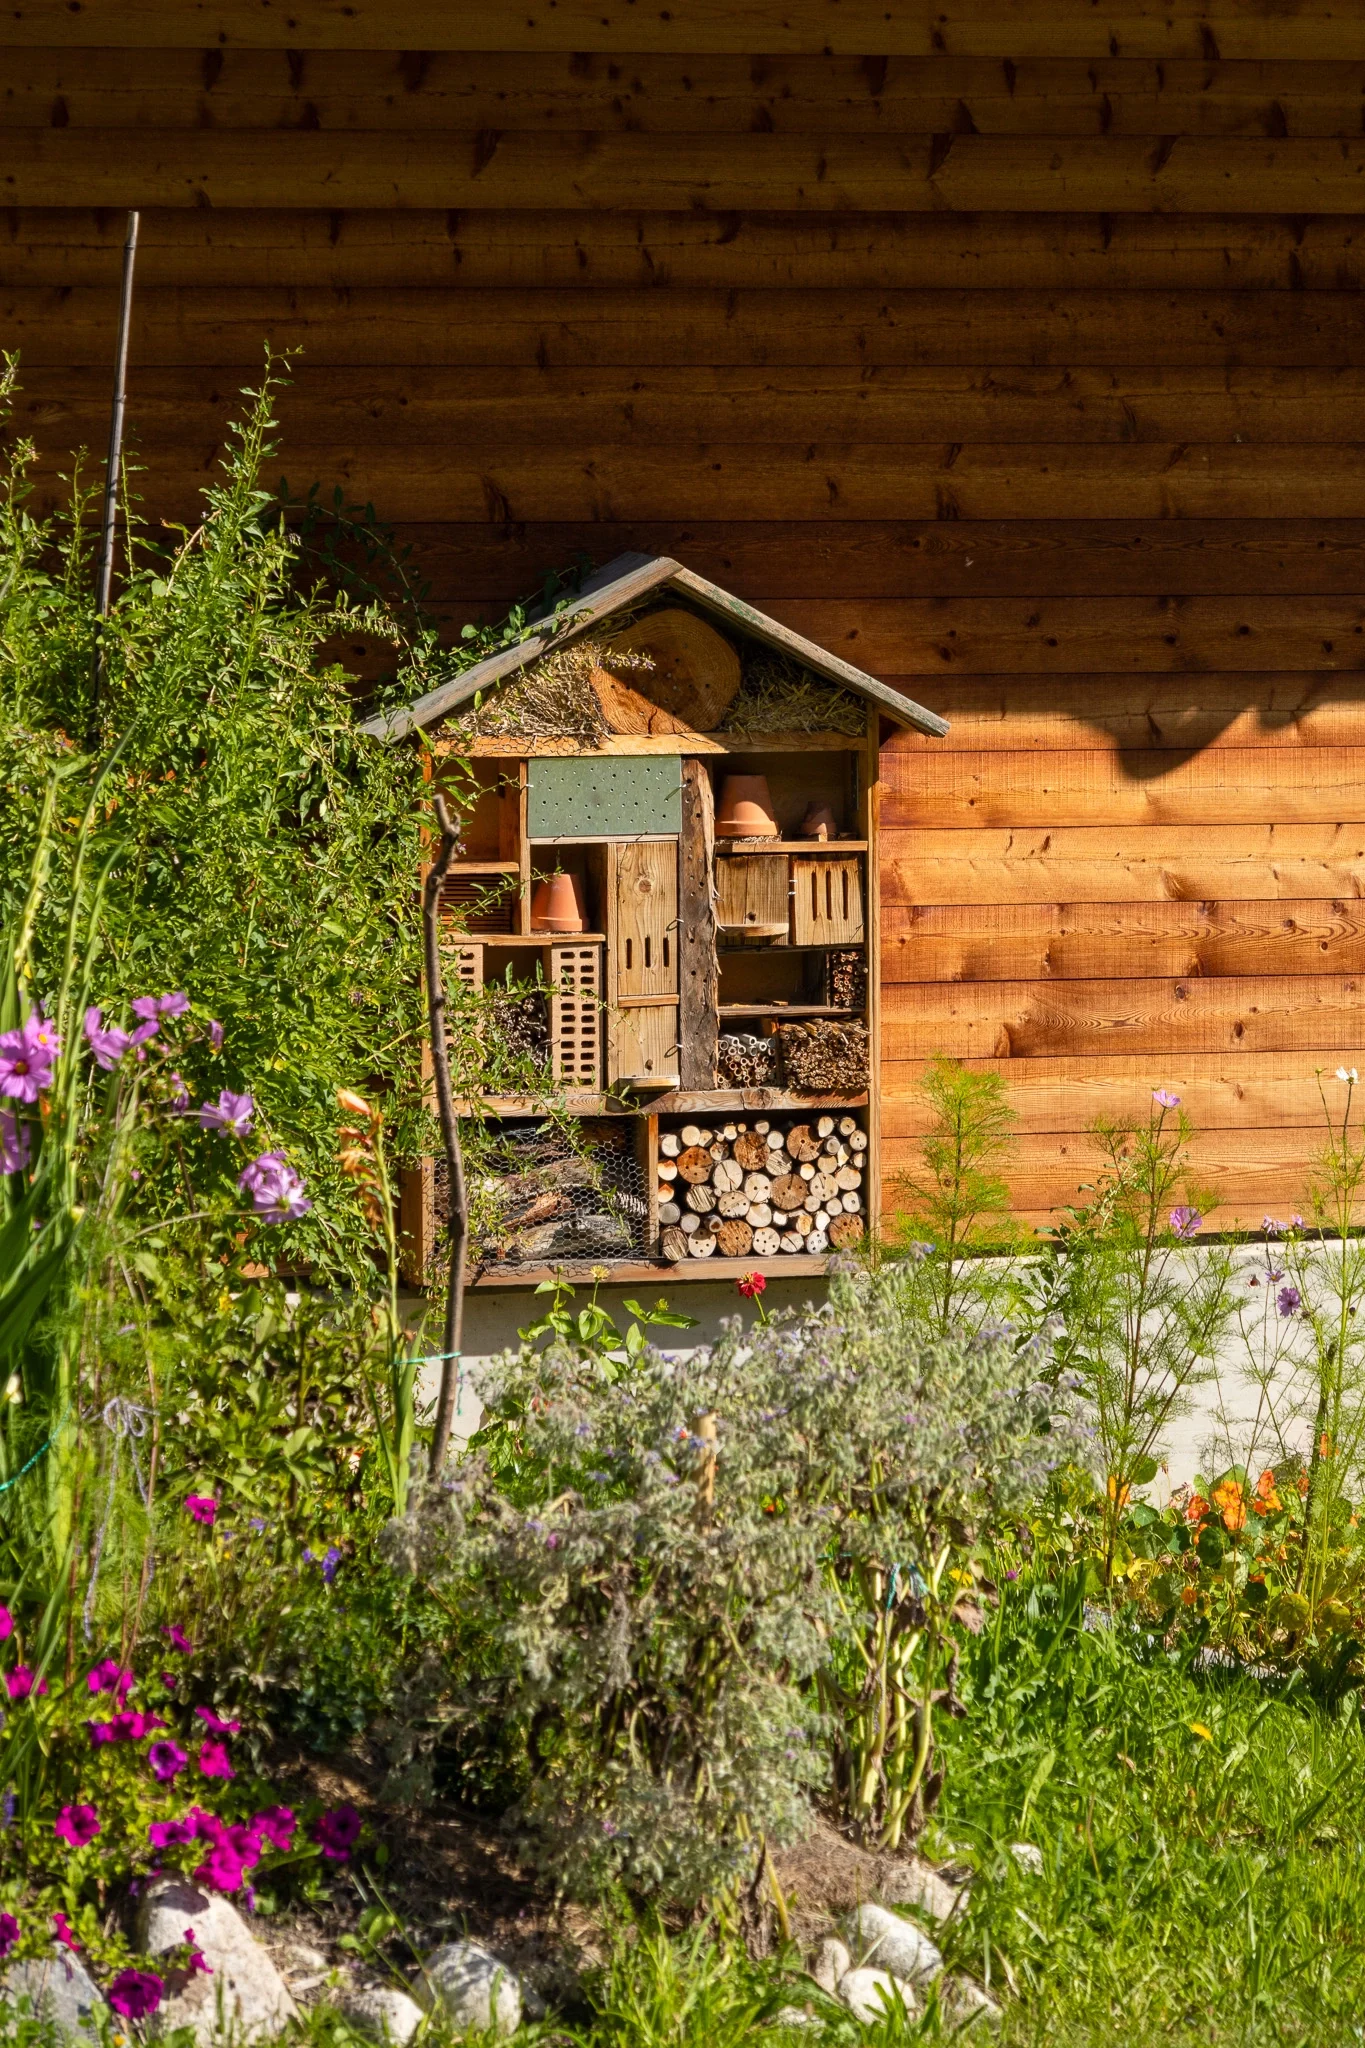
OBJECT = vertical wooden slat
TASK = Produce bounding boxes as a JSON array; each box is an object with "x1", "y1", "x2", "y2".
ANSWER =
[
  {"x1": 679, "y1": 759, "x2": 719, "y2": 1090},
  {"x1": 864, "y1": 711, "x2": 883, "y2": 1250}
]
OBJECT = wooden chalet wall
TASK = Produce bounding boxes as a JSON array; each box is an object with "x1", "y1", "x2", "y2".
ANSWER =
[{"x1": 5, "y1": 1, "x2": 1365, "y2": 1230}]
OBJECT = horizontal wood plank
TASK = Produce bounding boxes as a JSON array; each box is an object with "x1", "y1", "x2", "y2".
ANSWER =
[
  {"x1": 7, "y1": 208, "x2": 1365, "y2": 291},
  {"x1": 883, "y1": 679, "x2": 1365, "y2": 752},
  {"x1": 882, "y1": 749, "x2": 1365, "y2": 829},
  {"x1": 882, "y1": 824, "x2": 1365, "y2": 903},
  {"x1": 882, "y1": 900, "x2": 1365, "y2": 981},
  {"x1": 5, "y1": 287, "x2": 1364, "y2": 369},
  {"x1": 880, "y1": 974, "x2": 1365, "y2": 1059}
]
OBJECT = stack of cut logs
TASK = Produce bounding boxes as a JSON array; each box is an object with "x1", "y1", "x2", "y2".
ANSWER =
[{"x1": 657, "y1": 1115, "x2": 867, "y2": 1262}]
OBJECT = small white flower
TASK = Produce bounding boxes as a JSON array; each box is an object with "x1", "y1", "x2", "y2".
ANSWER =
[{"x1": 1337, "y1": 1067, "x2": 1360, "y2": 1085}]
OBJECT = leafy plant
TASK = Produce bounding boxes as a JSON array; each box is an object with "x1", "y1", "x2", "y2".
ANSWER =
[{"x1": 892, "y1": 1056, "x2": 1022, "y2": 1332}]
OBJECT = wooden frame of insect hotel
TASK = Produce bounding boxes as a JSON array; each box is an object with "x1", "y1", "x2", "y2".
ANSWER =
[{"x1": 363, "y1": 554, "x2": 947, "y2": 1288}]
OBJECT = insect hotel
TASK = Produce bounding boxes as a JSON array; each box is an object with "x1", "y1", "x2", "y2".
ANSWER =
[{"x1": 366, "y1": 553, "x2": 945, "y2": 1288}]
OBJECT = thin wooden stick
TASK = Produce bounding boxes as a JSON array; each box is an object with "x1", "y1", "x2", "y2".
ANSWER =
[
  {"x1": 90, "y1": 209, "x2": 139, "y2": 736},
  {"x1": 424, "y1": 793, "x2": 469, "y2": 1479}
]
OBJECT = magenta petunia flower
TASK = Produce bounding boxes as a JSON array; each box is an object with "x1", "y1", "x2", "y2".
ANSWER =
[
  {"x1": 87, "y1": 1721, "x2": 116, "y2": 1746},
  {"x1": 87, "y1": 1658, "x2": 134, "y2": 1705},
  {"x1": 54, "y1": 1804, "x2": 100, "y2": 1847},
  {"x1": 52, "y1": 1911, "x2": 79, "y2": 1952},
  {"x1": 148, "y1": 1816, "x2": 197, "y2": 1850},
  {"x1": 83, "y1": 1006, "x2": 134, "y2": 1071},
  {"x1": 163, "y1": 1622, "x2": 194, "y2": 1653},
  {"x1": 238, "y1": 1150, "x2": 311, "y2": 1224},
  {"x1": 0, "y1": 1912, "x2": 16, "y2": 1959},
  {"x1": 0, "y1": 1012, "x2": 58, "y2": 1103},
  {"x1": 199, "y1": 1090, "x2": 254, "y2": 1138},
  {"x1": 1169, "y1": 1206, "x2": 1203, "y2": 1240},
  {"x1": 107, "y1": 1968, "x2": 164, "y2": 2020},
  {"x1": 194, "y1": 1705, "x2": 240, "y2": 1736},
  {"x1": 149, "y1": 1740, "x2": 189, "y2": 1782},
  {"x1": 193, "y1": 1842, "x2": 247, "y2": 1893},
  {"x1": 0, "y1": 1110, "x2": 30, "y2": 1178},
  {"x1": 0, "y1": 1607, "x2": 12, "y2": 1641},
  {"x1": 184, "y1": 1495, "x2": 218, "y2": 1528},
  {"x1": 183, "y1": 1928, "x2": 213, "y2": 1976},
  {"x1": 1152, "y1": 1089, "x2": 1181, "y2": 1109},
  {"x1": 310, "y1": 1804, "x2": 362, "y2": 1861},
  {"x1": 6, "y1": 1666, "x2": 47, "y2": 1700},
  {"x1": 197, "y1": 1739, "x2": 234, "y2": 1781},
  {"x1": 251, "y1": 1805, "x2": 296, "y2": 1852}
]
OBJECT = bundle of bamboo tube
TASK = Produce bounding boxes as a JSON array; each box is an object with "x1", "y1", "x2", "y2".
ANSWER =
[{"x1": 656, "y1": 1114, "x2": 867, "y2": 1262}]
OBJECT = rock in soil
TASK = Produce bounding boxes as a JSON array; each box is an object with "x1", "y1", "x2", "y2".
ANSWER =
[
  {"x1": 418, "y1": 1940, "x2": 522, "y2": 2037},
  {"x1": 877, "y1": 1855, "x2": 964, "y2": 1923},
  {"x1": 337, "y1": 1981, "x2": 426, "y2": 2044},
  {"x1": 939, "y1": 1975, "x2": 1003, "y2": 2029},
  {"x1": 1010, "y1": 1842, "x2": 1045, "y2": 1877},
  {"x1": 1, "y1": 1953, "x2": 104, "y2": 2040},
  {"x1": 837, "y1": 1966, "x2": 919, "y2": 2023},
  {"x1": 138, "y1": 1875, "x2": 298, "y2": 2044},
  {"x1": 810, "y1": 1937, "x2": 851, "y2": 1996},
  {"x1": 844, "y1": 1902, "x2": 943, "y2": 1984}
]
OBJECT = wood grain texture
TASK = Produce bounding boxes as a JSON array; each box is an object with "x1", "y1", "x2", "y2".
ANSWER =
[
  {"x1": 8, "y1": 209, "x2": 1365, "y2": 291},
  {"x1": 884, "y1": 679, "x2": 1365, "y2": 752},
  {"x1": 883, "y1": 900, "x2": 1365, "y2": 981},
  {"x1": 882, "y1": 824, "x2": 1365, "y2": 904},
  {"x1": 882, "y1": 749, "x2": 1365, "y2": 829},
  {"x1": 5, "y1": 287, "x2": 1363, "y2": 369}
]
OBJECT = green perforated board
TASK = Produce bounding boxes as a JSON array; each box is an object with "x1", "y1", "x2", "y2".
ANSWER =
[{"x1": 528, "y1": 756, "x2": 683, "y2": 839}]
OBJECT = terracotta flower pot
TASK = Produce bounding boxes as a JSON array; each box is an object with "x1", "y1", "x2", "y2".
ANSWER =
[
  {"x1": 530, "y1": 871, "x2": 588, "y2": 932},
  {"x1": 715, "y1": 773, "x2": 779, "y2": 838},
  {"x1": 799, "y1": 801, "x2": 839, "y2": 841}
]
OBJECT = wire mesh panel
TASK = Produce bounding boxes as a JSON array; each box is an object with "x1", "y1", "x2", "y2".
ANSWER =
[{"x1": 452, "y1": 1117, "x2": 651, "y2": 1268}]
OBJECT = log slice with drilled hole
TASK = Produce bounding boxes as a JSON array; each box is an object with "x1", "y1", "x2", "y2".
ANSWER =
[
  {"x1": 733, "y1": 1131, "x2": 769, "y2": 1171},
  {"x1": 829, "y1": 1215, "x2": 864, "y2": 1249},
  {"x1": 752, "y1": 1226, "x2": 780, "y2": 1256},
  {"x1": 676, "y1": 1146, "x2": 714, "y2": 1183},
  {"x1": 715, "y1": 1219, "x2": 755, "y2": 1258},
  {"x1": 787, "y1": 1125, "x2": 820, "y2": 1162},
  {"x1": 771, "y1": 1173, "x2": 809, "y2": 1211}
]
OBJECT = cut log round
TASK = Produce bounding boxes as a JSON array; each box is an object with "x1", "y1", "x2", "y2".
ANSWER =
[
  {"x1": 794, "y1": 1210, "x2": 813, "y2": 1236},
  {"x1": 688, "y1": 1233, "x2": 717, "y2": 1258},
  {"x1": 680, "y1": 1124, "x2": 703, "y2": 1147},
  {"x1": 589, "y1": 662, "x2": 701, "y2": 738},
  {"x1": 837, "y1": 1166, "x2": 864, "y2": 1191},
  {"x1": 771, "y1": 1173, "x2": 808, "y2": 1211},
  {"x1": 715, "y1": 1219, "x2": 754, "y2": 1258},
  {"x1": 743, "y1": 1172, "x2": 774, "y2": 1203},
  {"x1": 658, "y1": 1160, "x2": 678, "y2": 1181},
  {"x1": 661, "y1": 1225, "x2": 689, "y2": 1262},
  {"x1": 708, "y1": 1142, "x2": 727, "y2": 1162},
  {"x1": 752, "y1": 1226, "x2": 780, "y2": 1256},
  {"x1": 849, "y1": 1131, "x2": 869, "y2": 1152},
  {"x1": 721, "y1": 1123, "x2": 738, "y2": 1142},
  {"x1": 659, "y1": 1200, "x2": 681, "y2": 1225},
  {"x1": 807, "y1": 1229, "x2": 830, "y2": 1253},
  {"x1": 838, "y1": 1117, "x2": 858, "y2": 1136},
  {"x1": 713, "y1": 1158, "x2": 744, "y2": 1193},
  {"x1": 829, "y1": 1215, "x2": 864, "y2": 1249},
  {"x1": 817, "y1": 1116, "x2": 835, "y2": 1138},
  {"x1": 771, "y1": 1210, "x2": 789, "y2": 1226},
  {"x1": 809, "y1": 1171, "x2": 838, "y2": 1203},
  {"x1": 842, "y1": 1190, "x2": 864, "y2": 1213},
  {"x1": 680, "y1": 1211, "x2": 701, "y2": 1233},
  {"x1": 755, "y1": 1120, "x2": 770, "y2": 1134},
  {"x1": 780, "y1": 1231, "x2": 805, "y2": 1253},
  {"x1": 659, "y1": 1132, "x2": 681, "y2": 1158},
  {"x1": 733, "y1": 1132, "x2": 768, "y2": 1171},
  {"x1": 718, "y1": 1190, "x2": 750, "y2": 1218},
  {"x1": 803, "y1": 1192, "x2": 822, "y2": 1213},
  {"x1": 747, "y1": 1202, "x2": 773, "y2": 1227},
  {"x1": 787, "y1": 1124, "x2": 820, "y2": 1162},
  {"x1": 685, "y1": 1182, "x2": 716, "y2": 1213},
  {"x1": 677, "y1": 1146, "x2": 714, "y2": 1183},
  {"x1": 604, "y1": 608, "x2": 742, "y2": 733}
]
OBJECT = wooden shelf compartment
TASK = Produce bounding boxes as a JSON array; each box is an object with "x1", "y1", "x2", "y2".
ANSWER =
[
  {"x1": 717, "y1": 838, "x2": 868, "y2": 853},
  {"x1": 469, "y1": 1254, "x2": 841, "y2": 1289},
  {"x1": 720, "y1": 1004, "x2": 867, "y2": 1020},
  {"x1": 454, "y1": 1088, "x2": 870, "y2": 1116},
  {"x1": 444, "y1": 860, "x2": 520, "y2": 875},
  {"x1": 442, "y1": 932, "x2": 606, "y2": 946}
]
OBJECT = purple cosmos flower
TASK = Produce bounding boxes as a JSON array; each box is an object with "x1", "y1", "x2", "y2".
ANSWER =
[
  {"x1": 197, "y1": 1739, "x2": 234, "y2": 1781},
  {"x1": 83, "y1": 1006, "x2": 134, "y2": 1070},
  {"x1": 238, "y1": 1150, "x2": 311, "y2": 1223},
  {"x1": 107, "y1": 1969, "x2": 164, "y2": 2020},
  {"x1": 310, "y1": 1804, "x2": 362, "y2": 1862},
  {"x1": 1169, "y1": 1206, "x2": 1203, "y2": 1240},
  {"x1": 133, "y1": 992, "x2": 189, "y2": 1023},
  {"x1": 54, "y1": 1804, "x2": 100, "y2": 1847},
  {"x1": 148, "y1": 1816, "x2": 197, "y2": 1850},
  {"x1": 1263, "y1": 1216, "x2": 1284, "y2": 1237},
  {"x1": 6, "y1": 1666, "x2": 46, "y2": 1700},
  {"x1": 163, "y1": 1622, "x2": 194, "y2": 1654},
  {"x1": 1152, "y1": 1089, "x2": 1181, "y2": 1109},
  {"x1": 86, "y1": 1658, "x2": 134, "y2": 1705},
  {"x1": 208, "y1": 1019, "x2": 224, "y2": 1052},
  {"x1": 0, "y1": 1111, "x2": 30, "y2": 1178},
  {"x1": 0, "y1": 1913, "x2": 17, "y2": 1959},
  {"x1": 251, "y1": 1806, "x2": 295, "y2": 1852},
  {"x1": 52, "y1": 1912, "x2": 79, "y2": 1953},
  {"x1": 149, "y1": 1740, "x2": 189, "y2": 1782},
  {"x1": 194, "y1": 1705, "x2": 240, "y2": 1736},
  {"x1": 168, "y1": 1072, "x2": 191, "y2": 1110},
  {"x1": 0, "y1": 1013, "x2": 58, "y2": 1102},
  {"x1": 185, "y1": 1495, "x2": 218, "y2": 1527},
  {"x1": 1278, "y1": 1285, "x2": 1302, "y2": 1317},
  {"x1": 303, "y1": 1545, "x2": 342, "y2": 1586},
  {"x1": 199, "y1": 1090, "x2": 254, "y2": 1138}
]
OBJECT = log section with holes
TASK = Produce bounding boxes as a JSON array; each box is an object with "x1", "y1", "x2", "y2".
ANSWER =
[
  {"x1": 7, "y1": 7, "x2": 1363, "y2": 1237},
  {"x1": 657, "y1": 1113, "x2": 868, "y2": 1261}
]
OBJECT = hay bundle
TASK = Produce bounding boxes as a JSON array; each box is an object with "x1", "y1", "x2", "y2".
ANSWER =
[
  {"x1": 776, "y1": 1019, "x2": 870, "y2": 1094},
  {"x1": 719, "y1": 652, "x2": 866, "y2": 737}
]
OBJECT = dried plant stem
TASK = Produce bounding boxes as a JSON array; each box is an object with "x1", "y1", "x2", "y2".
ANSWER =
[{"x1": 425, "y1": 794, "x2": 469, "y2": 1480}]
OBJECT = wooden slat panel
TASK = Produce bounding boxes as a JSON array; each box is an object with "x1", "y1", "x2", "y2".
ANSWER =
[
  {"x1": 371, "y1": 522, "x2": 1365, "y2": 601},
  {"x1": 883, "y1": 900, "x2": 1365, "y2": 981},
  {"x1": 882, "y1": 749, "x2": 1365, "y2": 829},
  {"x1": 884, "y1": 679, "x2": 1365, "y2": 752},
  {"x1": 5, "y1": 287, "x2": 1363, "y2": 369},
  {"x1": 7, "y1": 0, "x2": 1365, "y2": 61},
  {"x1": 7, "y1": 53, "x2": 1365, "y2": 139},
  {"x1": 769, "y1": 597, "x2": 1365, "y2": 675},
  {"x1": 7, "y1": 209, "x2": 1365, "y2": 291},
  {"x1": 882, "y1": 1053, "x2": 1356, "y2": 1134},
  {"x1": 883, "y1": 824, "x2": 1365, "y2": 903},
  {"x1": 10, "y1": 130, "x2": 1365, "y2": 213},
  {"x1": 881, "y1": 975, "x2": 1365, "y2": 1059}
]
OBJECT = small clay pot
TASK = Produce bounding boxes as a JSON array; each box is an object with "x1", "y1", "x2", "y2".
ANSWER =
[
  {"x1": 531, "y1": 871, "x2": 588, "y2": 932},
  {"x1": 799, "y1": 801, "x2": 839, "y2": 841},
  {"x1": 715, "y1": 773, "x2": 779, "y2": 838}
]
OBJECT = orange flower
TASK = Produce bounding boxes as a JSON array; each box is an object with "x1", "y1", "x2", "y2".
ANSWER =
[
  {"x1": 1297, "y1": 1469, "x2": 1310, "y2": 1499},
  {"x1": 1252, "y1": 1470, "x2": 1283, "y2": 1516},
  {"x1": 1320, "y1": 1433, "x2": 1335, "y2": 1461},
  {"x1": 1185, "y1": 1494, "x2": 1210, "y2": 1529},
  {"x1": 1181, "y1": 1585, "x2": 1198, "y2": 1606},
  {"x1": 1107, "y1": 1475, "x2": 1131, "y2": 1511},
  {"x1": 1212, "y1": 1478, "x2": 1247, "y2": 1533}
]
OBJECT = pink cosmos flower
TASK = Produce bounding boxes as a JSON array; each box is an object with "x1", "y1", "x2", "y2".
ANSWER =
[
  {"x1": 0, "y1": 1012, "x2": 58, "y2": 1102},
  {"x1": 148, "y1": 1817, "x2": 197, "y2": 1850},
  {"x1": 54, "y1": 1804, "x2": 100, "y2": 1847},
  {"x1": 1278, "y1": 1285, "x2": 1303, "y2": 1317},
  {"x1": 83, "y1": 1006, "x2": 134, "y2": 1070},
  {"x1": 107, "y1": 1969, "x2": 164, "y2": 2020},
  {"x1": 195, "y1": 1705, "x2": 240, "y2": 1736},
  {"x1": 0, "y1": 1607, "x2": 12, "y2": 1641},
  {"x1": 0, "y1": 1110, "x2": 30, "y2": 1177},
  {"x1": 1169, "y1": 1206, "x2": 1203, "y2": 1240},
  {"x1": 87, "y1": 1658, "x2": 134, "y2": 1705},
  {"x1": 251, "y1": 1805, "x2": 296, "y2": 1852},
  {"x1": 52, "y1": 1911, "x2": 79, "y2": 1952},
  {"x1": 185, "y1": 1495, "x2": 218, "y2": 1527},
  {"x1": 197, "y1": 1739, "x2": 234, "y2": 1781},
  {"x1": 164, "y1": 1622, "x2": 194, "y2": 1653},
  {"x1": 199, "y1": 1090, "x2": 254, "y2": 1138},
  {"x1": 238, "y1": 1150, "x2": 311, "y2": 1223},
  {"x1": 1152, "y1": 1089, "x2": 1181, "y2": 1110},
  {"x1": 0, "y1": 1912, "x2": 17, "y2": 1959},
  {"x1": 310, "y1": 1804, "x2": 362, "y2": 1862},
  {"x1": 6, "y1": 1666, "x2": 47, "y2": 1699},
  {"x1": 150, "y1": 1740, "x2": 189, "y2": 1782}
]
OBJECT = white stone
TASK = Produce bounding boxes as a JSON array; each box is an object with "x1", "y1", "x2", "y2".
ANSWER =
[
  {"x1": 771, "y1": 2006, "x2": 821, "y2": 2028},
  {"x1": 2, "y1": 1953, "x2": 104, "y2": 2040},
  {"x1": 838, "y1": 1968, "x2": 919, "y2": 2024},
  {"x1": 880, "y1": 1857, "x2": 964, "y2": 1923},
  {"x1": 418, "y1": 1942, "x2": 521, "y2": 2038},
  {"x1": 337, "y1": 1983, "x2": 426, "y2": 2044},
  {"x1": 138, "y1": 1875, "x2": 298, "y2": 2045},
  {"x1": 845, "y1": 1902, "x2": 943, "y2": 1984},
  {"x1": 939, "y1": 1976, "x2": 1002, "y2": 2029},
  {"x1": 810, "y1": 1938, "x2": 851, "y2": 1996},
  {"x1": 1010, "y1": 1842, "x2": 1044, "y2": 1876}
]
